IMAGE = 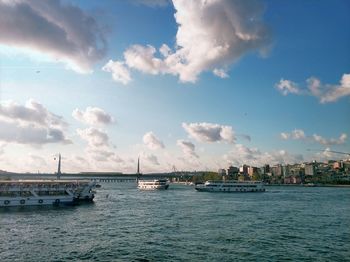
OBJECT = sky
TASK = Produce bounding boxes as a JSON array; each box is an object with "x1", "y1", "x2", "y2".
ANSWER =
[{"x1": 0, "y1": 0, "x2": 349, "y2": 173}]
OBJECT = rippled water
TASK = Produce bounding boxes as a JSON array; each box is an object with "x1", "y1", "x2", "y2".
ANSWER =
[{"x1": 1, "y1": 184, "x2": 349, "y2": 261}]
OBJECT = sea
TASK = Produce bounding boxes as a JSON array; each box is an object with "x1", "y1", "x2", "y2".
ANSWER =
[{"x1": 1, "y1": 183, "x2": 349, "y2": 261}]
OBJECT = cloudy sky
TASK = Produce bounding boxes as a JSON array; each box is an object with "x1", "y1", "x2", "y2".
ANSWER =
[{"x1": 0, "y1": 0, "x2": 349, "y2": 173}]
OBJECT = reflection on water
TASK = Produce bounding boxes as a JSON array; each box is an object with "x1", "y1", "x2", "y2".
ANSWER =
[{"x1": 1, "y1": 184, "x2": 349, "y2": 261}]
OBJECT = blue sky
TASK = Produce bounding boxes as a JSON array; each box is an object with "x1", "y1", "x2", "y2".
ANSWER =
[{"x1": 0, "y1": 0, "x2": 349, "y2": 173}]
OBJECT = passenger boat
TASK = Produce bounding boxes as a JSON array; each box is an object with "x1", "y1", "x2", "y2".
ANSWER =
[
  {"x1": 136, "y1": 157, "x2": 169, "y2": 190},
  {"x1": 0, "y1": 154, "x2": 96, "y2": 207},
  {"x1": 0, "y1": 179, "x2": 96, "y2": 207},
  {"x1": 195, "y1": 180, "x2": 265, "y2": 192},
  {"x1": 137, "y1": 179, "x2": 170, "y2": 190}
]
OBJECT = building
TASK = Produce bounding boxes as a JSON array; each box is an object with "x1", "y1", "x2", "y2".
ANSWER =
[
  {"x1": 218, "y1": 169, "x2": 227, "y2": 177},
  {"x1": 247, "y1": 166, "x2": 258, "y2": 178},
  {"x1": 239, "y1": 165, "x2": 248, "y2": 175},
  {"x1": 227, "y1": 166, "x2": 239, "y2": 180},
  {"x1": 271, "y1": 165, "x2": 283, "y2": 177},
  {"x1": 305, "y1": 164, "x2": 315, "y2": 176}
]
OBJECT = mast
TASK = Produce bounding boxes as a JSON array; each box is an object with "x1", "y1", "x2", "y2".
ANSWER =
[
  {"x1": 136, "y1": 157, "x2": 140, "y2": 183},
  {"x1": 137, "y1": 157, "x2": 140, "y2": 175},
  {"x1": 57, "y1": 153, "x2": 61, "y2": 180}
]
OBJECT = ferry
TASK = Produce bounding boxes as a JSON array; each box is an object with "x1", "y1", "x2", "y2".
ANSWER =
[
  {"x1": 137, "y1": 179, "x2": 170, "y2": 190},
  {"x1": 0, "y1": 179, "x2": 96, "y2": 207},
  {"x1": 195, "y1": 180, "x2": 265, "y2": 192},
  {"x1": 0, "y1": 154, "x2": 96, "y2": 207},
  {"x1": 136, "y1": 157, "x2": 169, "y2": 190}
]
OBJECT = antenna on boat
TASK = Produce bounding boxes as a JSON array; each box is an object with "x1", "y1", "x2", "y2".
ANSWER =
[{"x1": 57, "y1": 153, "x2": 61, "y2": 180}]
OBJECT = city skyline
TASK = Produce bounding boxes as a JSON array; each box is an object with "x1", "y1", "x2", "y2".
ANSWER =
[{"x1": 0, "y1": 0, "x2": 349, "y2": 173}]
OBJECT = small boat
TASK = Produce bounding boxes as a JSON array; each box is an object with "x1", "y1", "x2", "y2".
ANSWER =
[{"x1": 195, "y1": 180, "x2": 265, "y2": 192}]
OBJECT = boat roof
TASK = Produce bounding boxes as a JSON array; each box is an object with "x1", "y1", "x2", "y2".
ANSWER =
[{"x1": 206, "y1": 180, "x2": 263, "y2": 183}]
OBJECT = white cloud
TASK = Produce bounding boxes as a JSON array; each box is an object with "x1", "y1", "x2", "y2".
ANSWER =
[
  {"x1": 85, "y1": 147, "x2": 124, "y2": 163},
  {"x1": 224, "y1": 144, "x2": 303, "y2": 167},
  {"x1": 177, "y1": 139, "x2": 198, "y2": 158},
  {"x1": 312, "y1": 133, "x2": 347, "y2": 146},
  {"x1": 281, "y1": 129, "x2": 347, "y2": 146},
  {"x1": 280, "y1": 132, "x2": 290, "y2": 140},
  {"x1": 182, "y1": 122, "x2": 235, "y2": 143},
  {"x1": 143, "y1": 131, "x2": 165, "y2": 150},
  {"x1": 280, "y1": 129, "x2": 306, "y2": 141},
  {"x1": 77, "y1": 127, "x2": 109, "y2": 147},
  {"x1": 213, "y1": 68, "x2": 229, "y2": 79},
  {"x1": 141, "y1": 152, "x2": 160, "y2": 166},
  {"x1": 0, "y1": 0, "x2": 106, "y2": 73},
  {"x1": 275, "y1": 79, "x2": 300, "y2": 96},
  {"x1": 276, "y1": 73, "x2": 350, "y2": 103},
  {"x1": 0, "y1": 100, "x2": 70, "y2": 145},
  {"x1": 104, "y1": 0, "x2": 270, "y2": 83},
  {"x1": 72, "y1": 107, "x2": 113, "y2": 126},
  {"x1": 102, "y1": 60, "x2": 132, "y2": 85}
]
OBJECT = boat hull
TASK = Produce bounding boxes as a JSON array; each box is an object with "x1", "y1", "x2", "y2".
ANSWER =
[
  {"x1": 195, "y1": 187, "x2": 265, "y2": 192},
  {"x1": 0, "y1": 196, "x2": 74, "y2": 207},
  {"x1": 195, "y1": 180, "x2": 265, "y2": 193}
]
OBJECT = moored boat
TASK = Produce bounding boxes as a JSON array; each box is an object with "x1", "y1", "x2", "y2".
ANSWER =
[
  {"x1": 195, "y1": 180, "x2": 265, "y2": 192},
  {"x1": 0, "y1": 154, "x2": 97, "y2": 207},
  {"x1": 0, "y1": 179, "x2": 96, "y2": 207}
]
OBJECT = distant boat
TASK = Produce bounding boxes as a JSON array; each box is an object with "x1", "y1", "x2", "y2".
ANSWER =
[
  {"x1": 195, "y1": 180, "x2": 265, "y2": 192},
  {"x1": 136, "y1": 157, "x2": 169, "y2": 190},
  {"x1": 0, "y1": 154, "x2": 96, "y2": 207},
  {"x1": 137, "y1": 179, "x2": 170, "y2": 190}
]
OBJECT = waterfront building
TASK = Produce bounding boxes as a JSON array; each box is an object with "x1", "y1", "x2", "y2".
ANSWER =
[
  {"x1": 248, "y1": 166, "x2": 258, "y2": 178},
  {"x1": 218, "y1": 169, "x2": 227, "y2": 177},
  {"x1": 239, "y1": 165, "x2": 248, "y2": 175},
  {"x1": 271, "y1": 164, "x2": 283, "y2": 177},
  {"x1": 227, "y1": 166, "x2": 239, "y2": 180},
  {"x1": 305, "y1": 164, "x2": 316, "y2": 176}
]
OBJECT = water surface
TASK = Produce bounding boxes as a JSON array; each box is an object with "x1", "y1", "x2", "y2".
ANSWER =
[{"x1": 1, "y1": 184, "x2": 349, "y2": 261}]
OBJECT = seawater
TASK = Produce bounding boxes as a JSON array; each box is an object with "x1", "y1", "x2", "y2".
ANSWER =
[{"x1": 1, "y1": 184, "x2": 349, "y2": 261}]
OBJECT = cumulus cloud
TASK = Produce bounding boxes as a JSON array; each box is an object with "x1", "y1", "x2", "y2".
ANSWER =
[
  {"x1": 143, "y1": 131, "x2": 165, "y2": 150},
  {"x1": 0, "y1": 0, "x2": 106, "y2": 73},
  {"x1": 312, "y1": 133, "x2": 347, "y2": 146},
  {"x1": 280, "y1": 129, "x2": 347, "y2": 146},
  {"x1": 182, "y1": 122, "x2": 235, "y2": 143},
  {"x1": 0, "y1": 100, "x2": 70, "y2": 145},
  {"x1": 177, "y1": 139, "x2": 199, "y2": 158},
  {"x1": 280, "y1": 129, "x2": 308, "y2": 141},
  {"x1": 224, "y1": 144, "x2": 303, "y2": 167},
  {"x1": 104, "y1": 0, "x2": 271, "y2": 83},
  {"x1": 275, "y1": 79, "x2": 301, "y2": 96},
  {"x1": 276, "y1": 73, "x2": 350, "y2": 103},
  {"x1": 72, "y1": 107, "x2": 113, "y2": 126},
  {"x1": 102, "y1": 60, "x2": 131, "y2": 85},
  {"x1": 77, "y1": 127, "x2": 109, "y2": 147},
  {"x1": 141, "y1": 152, "x2": 160, "y2": 165},
  {"x1": 86, "y1": 147, "x2": 124, "y2": 163}
]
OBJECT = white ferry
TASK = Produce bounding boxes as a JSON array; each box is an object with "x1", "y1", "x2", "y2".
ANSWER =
[
  {"x1": 195, "y1": 180, "x2": 265, "y2": 192},
  {"x1": 136, "y1": 157, "x2": 169, "y2": 190},
  {"x1": 0, "y1": 179, "x2": 96, "y2": 207},
  {"x1": 137, "y1": 179, "x2": 170, "y2": 190},
  {"x1": 0, "y1": 154, "x2": 96, "y2": 207}
]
